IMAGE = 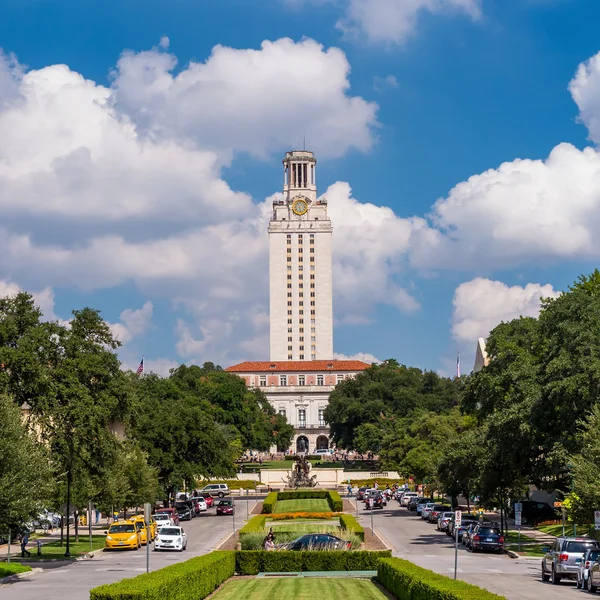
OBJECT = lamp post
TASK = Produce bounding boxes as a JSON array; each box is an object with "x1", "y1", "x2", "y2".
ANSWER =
[{"x1": 567, "y1": 463, "x2": 576, "y2": 537}]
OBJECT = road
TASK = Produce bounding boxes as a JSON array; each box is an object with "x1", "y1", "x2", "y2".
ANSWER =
[
  {"x1": 0, "y1": 499, "x2": 256, "y2": 600},
  {"x1": 359, "y1": 499, "x2": 579, "y2": 600}
]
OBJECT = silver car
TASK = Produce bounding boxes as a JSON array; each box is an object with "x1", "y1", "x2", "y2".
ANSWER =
[
  {"x1": 421, "y1": 502, "x2": 436, "y2": 520},
  {"x1": 576, "y1": 548, "x2": 600, "y2": 590},
  {"x1": 541, "y1": 537, "x2": 600, "y2": 585}
]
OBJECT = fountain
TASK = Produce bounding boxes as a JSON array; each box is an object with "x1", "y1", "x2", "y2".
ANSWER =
[{"x1": 284, "y1": 453, "x2": 318, "y2": 488}]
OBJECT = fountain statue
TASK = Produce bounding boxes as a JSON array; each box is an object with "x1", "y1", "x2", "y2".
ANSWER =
[{"x1": 284, "y1": 453, "x2": 318, "y2": 488}]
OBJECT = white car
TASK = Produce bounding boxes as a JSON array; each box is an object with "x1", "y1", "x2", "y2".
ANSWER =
[
  {"x1": 154, "y1": 526, "x2": 187, "y2": 552},
  {"x1": 401, "y1": 492, "x2": 418, "y2": 506},
  {"x1": 154, "y1": 513, "x2": 172, "y2": 528},
  {"x1": 196, "y1": 497, "x2": 207, "y2": 512}
]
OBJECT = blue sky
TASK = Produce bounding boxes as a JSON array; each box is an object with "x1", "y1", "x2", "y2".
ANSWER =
[{"x1": 0, "y1": 0, "x2": 599, "y2": 375}]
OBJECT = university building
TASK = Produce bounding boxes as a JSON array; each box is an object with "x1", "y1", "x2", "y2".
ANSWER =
[{"x1": 226, "y1": 150, "x2": 370, "y2": 452}]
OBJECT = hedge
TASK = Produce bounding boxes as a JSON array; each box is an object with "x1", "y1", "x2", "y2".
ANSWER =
[
  {"x1": 239, "y1": 514, "x2": 268, "y2": 534},
  {"x1": 236, "y1": 549, "x2": 392, "y2": 575},
  {"x1": 0, "y1": 563, "x2": 31, "y2": 578},
  {"x1": 339, "y1": 514, "x2": 365, "y2": 541},
  {"x1": 89, "y1": 550, "x2": 235, "y2": 600},
  {"x1": 377, "y1": 557, "x2": 507, "y2": 600},
  {"x1": 262, "y1": 490, "x2": 343, "y2": 513}
]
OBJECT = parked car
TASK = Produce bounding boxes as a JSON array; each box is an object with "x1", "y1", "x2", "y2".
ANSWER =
[
  {"x1": 421, "y1": 503, "x2": 437, "y2": 520},
  {"x1": 437, "y1": 512, "x2": 454, "y2": 531},
  {"x1": 127, "y1": 515, "x2": 156, "y2": 543},
  {"x1": 154, "y1": 526, "x2": 187, "y2": 552},
  {"x1": 412, "y1": 498, "x2": 433, "y2": 513},
  {"x1": 428, "y1": 505, "x2": 449, "y2": 524},
  {"x1": 176, "y1": 505, "x2": 193, "y2": 521},
  {"x1": 401, "y1": 492, "x2": 419, "y2": 507},
  {"x1": 462, "y1": 522, "x2": 479, "y2": 547},
  {"x1": 576, "y1": 547, "x2": 600, "y2": 590},
  {"x1": 448, "y1": 515, "x2": 478, "y2": 538},
  {"x1": 278, "y1": 533, "x2": 350, "y2": 551},
  {"x1": 364, "y1": 490, "x2": 387, "y2": 506},
  {"x1": 542, "y1": 537, "x2": 600, "y2": 585},
  {"x1": 105, "y1": 522, "x2": 141, "y2": 550},
  {"x1": 190, "y1": 497, "x2": 207, "y2": 514},
  {"x1": 198, "y1": 492, "x2": 214, "y2": 508},
  {"x1": 469, "y1": 523, "x2": 504, "y2": 553},
  {"x1": 510, "y1": 500, "x2": 558, "y2": 525},
  {"x1": 200, "y1": 483, "x2": 230, "y2": 498},
  {"x1": 364, "y1": 493, "x2": 385, "y2": 510},
  {"x1": 216, "y1": 499, "x2": 235, "y2": 515},
  {"x1": 357, "y1": 487, "x2": 369, "y2": 501}
]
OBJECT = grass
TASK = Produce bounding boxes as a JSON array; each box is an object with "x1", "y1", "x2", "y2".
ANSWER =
[
  {"x1": 505, "y1": 543, "x2": 548, "y2": 557},
  {"x1": 210, "y1": 578, "x2": 388, "y2": 599},
  {"x1": 536, "y1": 523, "x2": 595, "y2": 537},
  {"x1": 273, "y1": 499, "x2": 331, "y2": 514},
  {"x1": 12, "y1": 535, "x2": 106, "y2": 560},
  {"x1": 0, "y1": 563, "x2": 32, "y2": 578}
]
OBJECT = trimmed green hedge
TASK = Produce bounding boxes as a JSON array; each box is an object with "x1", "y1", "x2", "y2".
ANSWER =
[
  {"x1": 262, "y1": 492, "x2": 278, "y2": 514},
  {"x1": 262, "y1": 490, "x2": 343, "y2": 513},
  {"x1": 378, "y1": 557, "x2": 507, "y2": 600},
  {"x1": 339, "y1": 514, "x2": 364, "y2": 541},
  {"x1": 239, "y1": 514, "x2": 268, "y2": 534},
  {"x1": 236, "y1": 550, "x2": 391, "y2": 575},
  {"x1": 0, "y1": 563, "x2": 32, "y2": 578},
  {"x1": 89, "y1": 550, "x2": 235, "y2": 600}
]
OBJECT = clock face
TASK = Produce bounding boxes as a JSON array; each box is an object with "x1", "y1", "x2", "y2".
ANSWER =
[{"x1": 292, "y1": 198, "x2": 309, "y2": 215}]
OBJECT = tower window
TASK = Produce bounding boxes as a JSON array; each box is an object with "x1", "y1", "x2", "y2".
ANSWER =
[
  {"x1": 288, "y1": 354, "x2": 293, "y2": 360},
  {"x1": 299, "y1": 337, "x2": 304, "y2": 342},
  {"x1": 310, "y1": 274, "x2": 315, "y2": 280},
  {"x1": 288, "y1": 310, "x2": 292, "y2": 315},
  {"x1": 299, "y1": 301, "x2": 304, "y2": 306},
  {"x1": 299, "y1": 283, "x2": 303, "y2": 288},
  {"x1": 298, "y1": 375, "x2": 305, "y2": 385},
  {"x1": 288, "y1": 292, "x2": 292, "y2": 297},
  {"x1": 280, "y1": 375, "x2": 287, "y2": 386},
  {"x1": 298, "y1": 234, "x2": 303, "y2": 241},
  {"x1": 287, "y1": 284, "x2": 292, "y2": 289},
  {"x1": 311, "y1": 354, "x2": 316, "y2": 359},
  {"x1": 288, "y1": 346, "x2": 292, "y2": 351},
  {"x1": 287, "y1": 274, "x2": 292, "y2": 280},
  {"x1": 299, "y1": 274, "x2": 303, "y2": 279},
  {"x1": 287, "y1": 257, "x2": 292, "y2": 262},
  {"x1": 310, "y1": 247, "x2": 315, "y2": 253},
  {"x1": 310, "y1": 234, "x2": 314, "y2": 239},
  {"x1": 311, "y1": 310, "x2": 315, "y2": 315},
  {"x1": 311, "y1": 301, "x2": 315, "y2": 306},
  {"x1": 298, "y1": 247, "x2": 303, "y2": 253},
  {"x1": 287, "y1": 234, "x2": 291, "y2": 241},
  {"x1": 310, "y1": 292, "x2": 315, "y2": 297},
  {"x1": 298, "y1": 256, "x2": 303, "y2": 262},
  {"x1": 259, "y1": 376, "x2": 266, "y2": 386},
  {"x1": 299, "y1": 292, "x2": 303, "y2": 298},
  {"x1": 287, "y1": 301, "x2": 292, "y2": 306},
  {"x1": 299, "y1": 327, "x2": 304, "y2": 333},
  {"x1": 299, "y1": 354, "x2": 304, "y2": 360},
  {"x1": 288, "y1": 327, "x2": 293, "y2": 333},
  {"x1": 300, "y1": 345, "x2": 304, "y2": 351},
  {"x1": 337, "y1": 375, "x2": 344, "y2": 383},
  {"x1": 299, "y1": 318, "x2": 304, "y2": 324},
  {"x1": 317, "y1": 375, "x2": 324, "y2": 385},
  {"x1": 288, "y1": 319, "x2": 293, "y2": 324},
  {"x1": 288, "y1": 337, "x2": 292, "y2": 342},
  {"x1": 287, "y1": 247, "x2": 291, "y2": 253}
]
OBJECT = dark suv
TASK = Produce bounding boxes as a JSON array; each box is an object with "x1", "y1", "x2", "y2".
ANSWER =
[
  {"x1": 470, "y1": 523, "x2": 504, "y2": 553},
  {"x1": 510, "y1": 500, "x2": 558, "y2": 525}
]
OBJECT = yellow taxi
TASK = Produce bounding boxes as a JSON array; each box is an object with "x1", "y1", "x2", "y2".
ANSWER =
[
  {"x1": 127, "y1": 515, "x2": 156, "y2": 544},
  {"x1": 105, "y1": 521, "x2": 141, "y2": 550}
]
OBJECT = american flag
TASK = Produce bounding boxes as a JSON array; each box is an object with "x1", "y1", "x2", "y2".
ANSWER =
[
  {"x1": 136, "y1": 357, "x2": 144, "y2": 375},
  {"x1": 456, "y1": 352, "x2": 461, "y2": 379}
]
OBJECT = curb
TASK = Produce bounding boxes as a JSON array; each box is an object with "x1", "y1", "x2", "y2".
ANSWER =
[
  {"x1": 77, "y1": 548, "x2": 105, "y2": 560},
  {"x1": 0, "y1": 567, "x2": 43, "y2": 585},
  {"x1": 506, "y1": 550, "x2": 541, "y2": 561}
]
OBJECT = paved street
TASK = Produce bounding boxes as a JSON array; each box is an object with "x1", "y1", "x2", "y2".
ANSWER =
[
  {"x1": 1, "y1": 500, "x2": 256, "y2": 600},
  {"x1": 357, "y1": 500, "x2": 578, "y2": 600}
]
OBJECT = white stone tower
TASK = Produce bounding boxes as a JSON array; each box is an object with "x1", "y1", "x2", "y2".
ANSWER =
[{"x1": 269, "y1": 150, "x2": 333, "y2": 361}]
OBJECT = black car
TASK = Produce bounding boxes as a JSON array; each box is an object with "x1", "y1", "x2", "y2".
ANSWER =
[
  {"x1": 448, "y1": 515, "x2": 478, "y2": 538},
  {"x1": 278, "y1": 534, "x2": 350, "y2": 551},
  {"x1": 364, "y1": 493, "x2": 385, "y2": 510},
  {"x1": 470, "y1": 523, "x2": 504, "y2": 553},
  {"x1": 410, "y1": 497, "x2": 433, "y2": 512},
  {"x1": 175, "y1": 506, "x2": 192, "y2": 521},
  {"x1": 509, "y1": 500, "x2": 558, "y2": 525},
  {"x1": 357, "y1": 487, "x2": 368, "y2": 501}
]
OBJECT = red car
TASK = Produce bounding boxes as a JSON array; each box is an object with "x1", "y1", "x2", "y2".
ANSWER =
[
  {"x1": 216, "y1": 499, "x2": 234, "y2": 515},
  {"x1": 160, "y1": 507, "x2": 180, "y2": 525},
  {"x1": 199, "y1": 494, "x2": 214, "y2": 508}
]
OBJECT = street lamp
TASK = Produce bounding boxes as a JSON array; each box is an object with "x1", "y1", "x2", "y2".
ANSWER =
[{"x1": 567, "y1": 463, "x2": 576, "y2": 537}]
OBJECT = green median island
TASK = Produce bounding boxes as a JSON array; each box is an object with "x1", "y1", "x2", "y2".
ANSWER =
[
  {"x1": 209, "y1": 577, "x2": 389, "y2": 600},
  {"x1": 262, "y1": 490, "x2": 344, "y2": 514},
  {"x1": 274, "y1": 498, "x2": 331, "y2": 513}
]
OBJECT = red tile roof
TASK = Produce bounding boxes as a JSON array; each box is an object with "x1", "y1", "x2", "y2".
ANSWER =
[{"x1": 226, "y1": 360, "x2": 371, "y2": 373}]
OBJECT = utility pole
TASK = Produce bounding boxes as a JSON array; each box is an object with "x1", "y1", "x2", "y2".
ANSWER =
[{"x1": 65, "y1": 469, "x2": 72, "y2": 558}]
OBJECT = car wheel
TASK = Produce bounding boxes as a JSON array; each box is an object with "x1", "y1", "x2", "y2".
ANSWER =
[
  {"x1": 551, "y1": 566, "x2": 561, "y2": 585},
  {"x1": 541, "y1": 564, "x2": 550, "y2": 582},
  {"x1": 588, "y1": 575, "x2": 597, "y2": 593},
  {"x1": 218, "y1": 492, "x2": 224, "y2": 498}
]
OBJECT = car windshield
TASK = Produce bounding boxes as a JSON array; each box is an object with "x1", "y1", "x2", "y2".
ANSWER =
[
  {"x1": 478, "y1": 527, "x2": 500, "y2": 535},
  {"x1": 443, "y1": 512, "x2": 454, "y2": 518},
  {"x1": 109, "y1": 524, "x2": 135, "y2": 533},
  {"x1": 155, "y1": 514, "x2": 169, "y2": 520},
  {"x1": 588, "y1": 550, "x2": 600, "y2": 559},
  {"x1": 219, "y1": 501, "x2": 232, "y2": 506},
  {"x1": 566, "y1": 541, "x2": 599, "y2": 553},
  {"x1": 159, "y1": 528, "x2": 180, "y2": 536}
]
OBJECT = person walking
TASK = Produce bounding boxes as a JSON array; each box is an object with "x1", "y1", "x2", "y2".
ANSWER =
[{"x1": 20, "y1": 532, "x2": 31, "y2": 558}]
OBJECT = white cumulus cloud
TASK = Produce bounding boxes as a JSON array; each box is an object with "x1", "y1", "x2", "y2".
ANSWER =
[{"x1": 452, "y1": 277, "x2": 560, "y2": 343}]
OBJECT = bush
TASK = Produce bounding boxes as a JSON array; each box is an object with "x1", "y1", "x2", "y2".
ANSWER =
[
  {"x1": 89, "y1": 551, "x2": 235, "y2": 600},
  {"x1": 262, "y1": 491, "x2": 342, "y2": 513},
  {"x1": 235, "y1": 550, "x2": 391, "y2": 575},
  {"x1": 0, "y1": 563, "x2": 31, "y2": 578},
  {"x1": 340, "y1": 514, "x2": 364, "y2": 541},
  {"x1": 378, "y1": 557, "x2": 507, "y2": 600},
  {"x1": 269, "y1": 512, "x2": 339, "y2": 520},
  {"x1": 239, "y1": 515, "x2": 268, "y2": 534},
  {"x1": 262, "y1": 492, "x2": 278, "y2": 514}
]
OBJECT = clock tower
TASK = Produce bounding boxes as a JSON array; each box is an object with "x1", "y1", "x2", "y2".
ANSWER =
[{"x1": 268, "y1": 150, "x2": 333, "y2": 361}]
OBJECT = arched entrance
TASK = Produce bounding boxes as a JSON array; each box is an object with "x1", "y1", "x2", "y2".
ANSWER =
[
  {"x1": 296, "y1": 435, "x2": 309, "y2": 453},
  {"x1": 316, "y1": 435, "x2": 329, "y2": 451}
]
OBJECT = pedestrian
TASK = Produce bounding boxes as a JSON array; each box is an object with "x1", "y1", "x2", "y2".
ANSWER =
[{"x1": 20, "y1": 532, "x2": 31, "y2": 558}]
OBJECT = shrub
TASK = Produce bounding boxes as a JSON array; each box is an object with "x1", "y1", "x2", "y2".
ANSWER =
[
  {"x1": 262, "y1": 491, "x2": 342, "y2": 513},
  {"x1": 235, "y1": 550, "x2": 391, "y2": 575},
  {"x1": 0, "y1": 563, "x2": 31, "y2": 578},
  {"x1": 239, "y1": 515, "x2": 267, "y2": 534},
  {"x1": 269, "y1": 512, "x2": 339, "y2": 520},
  {"x1": 262, "y1": 492, "x2": 278, "y2": 514},
  {"x1": 378, "y1": 557, "x2": 507, "y2": 600},
  {"x1": 89, "y1": 550, "x2": 235, "y2": 600},
  {"x1": 340, "y1": 514, "x2": 364, "y2": 541}
]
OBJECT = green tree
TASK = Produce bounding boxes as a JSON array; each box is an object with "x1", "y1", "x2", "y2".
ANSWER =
[{"x1": 0, "y1": 396, "x2": 53, "y2": 536}]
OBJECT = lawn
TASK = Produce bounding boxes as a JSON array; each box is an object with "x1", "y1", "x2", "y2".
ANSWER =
[
  {"x1": 13, "y1": 535, "x2": 106, "y2": 560},
  {"x1": 0, "y1": 563, "x2": 32, "y2": 578},
  {"x1": 536, "y1": 523, "x2": 593, "y2": 537},
  {"x1": 210, "y1": 578, "x2": 388, "y2": 600},
  {"x1": 273, "y1": 499, "x2": 331, "y2": 514},
  {"x1": 268, "y1": 523, "x2": 342, "y2": 535}
]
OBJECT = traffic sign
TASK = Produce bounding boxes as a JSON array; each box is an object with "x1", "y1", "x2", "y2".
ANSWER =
[
  {"x1": 515, "y1": 511, "x2": 522, "y2": 527},
  {"x1": 514, "y1": 502, "x2": 522, "y2": 513},
  {"x1": 554, "y1": 501, "x2": 563, "y2": 508},
  {"x1": 594, "y1": 511, "x2": 600, "y2": 529},
  {"x1": 455, "y1": 510, "x2": 462, "y2": 526}
]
